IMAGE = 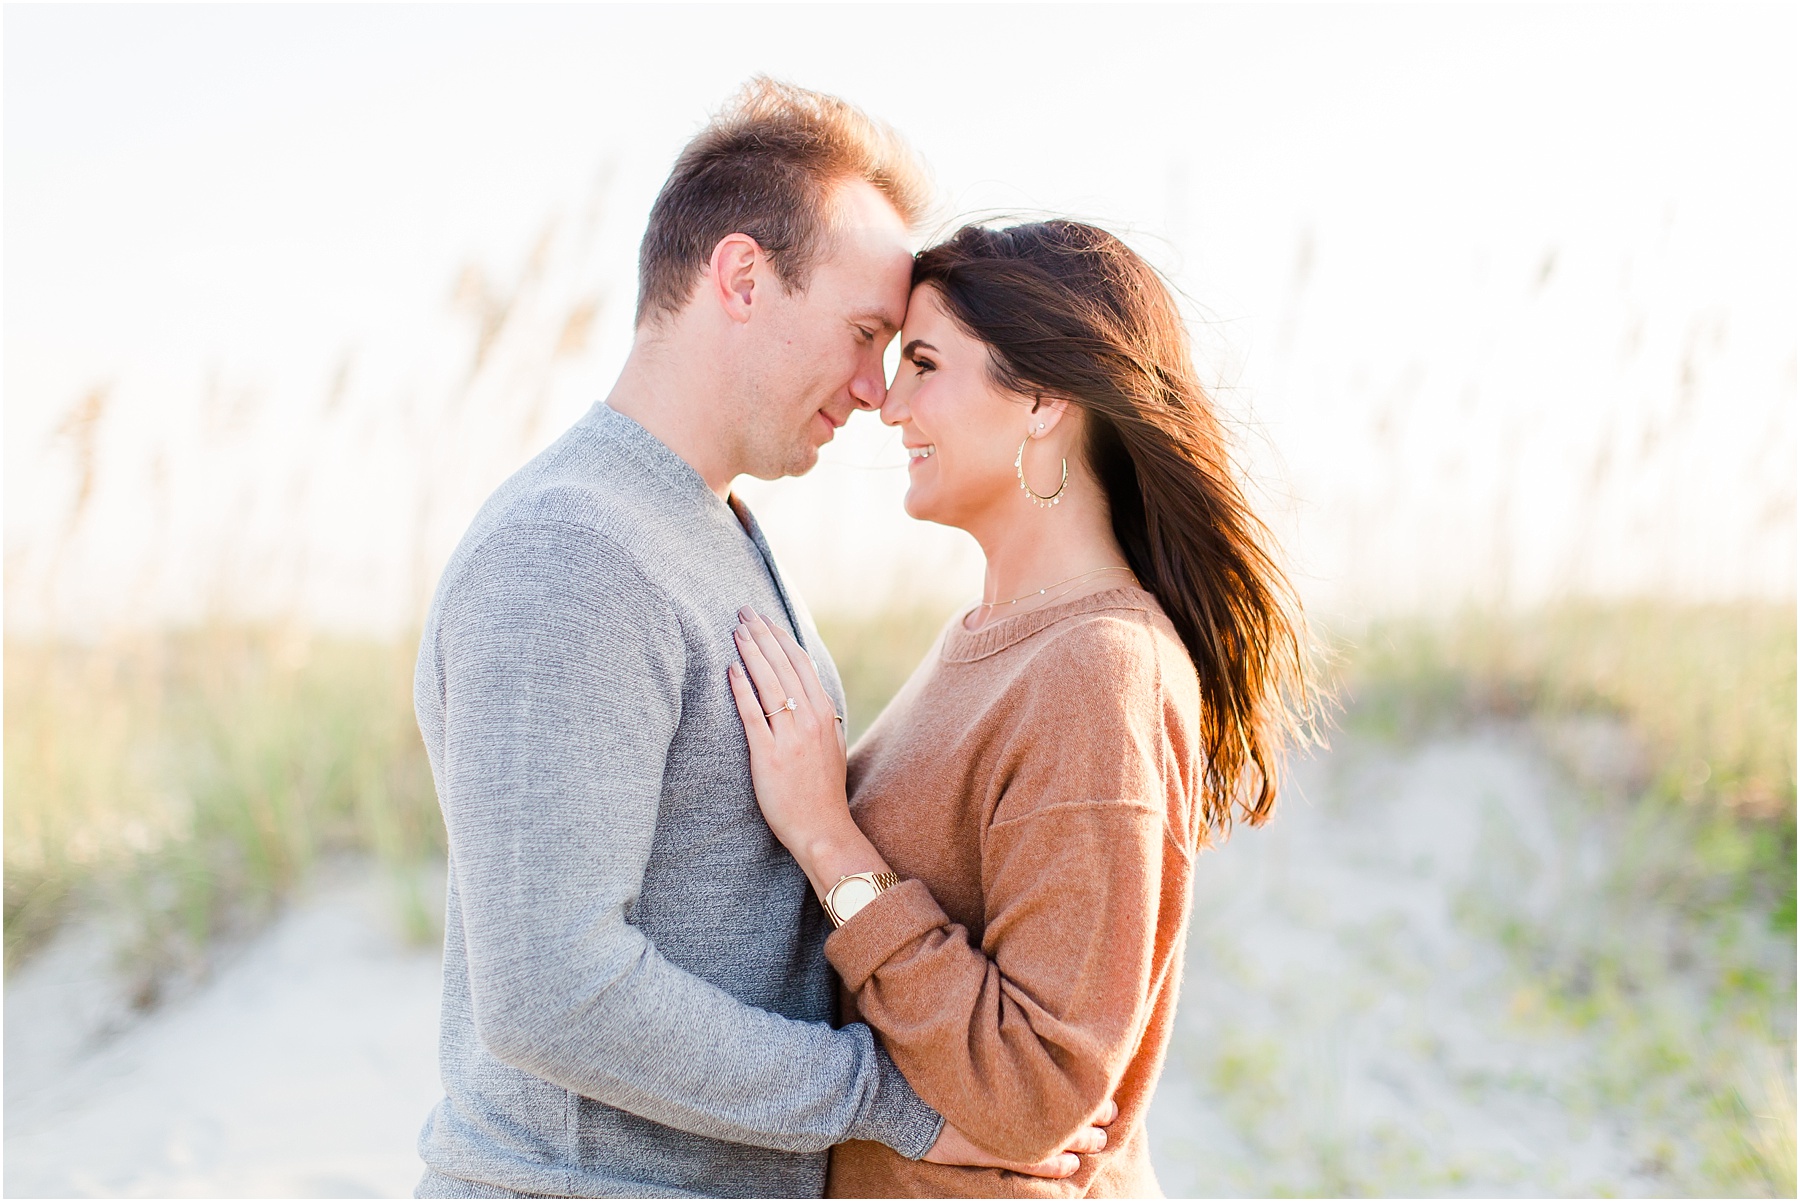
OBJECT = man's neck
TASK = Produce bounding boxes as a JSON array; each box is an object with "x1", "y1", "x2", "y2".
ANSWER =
[{"x1": 604, "y1": 329, "x2": 739, "y2": 499}]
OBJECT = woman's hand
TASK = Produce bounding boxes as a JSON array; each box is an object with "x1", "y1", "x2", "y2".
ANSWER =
[
  {"x1": 728, "y1": 607, "x2": 883, "y2": 897},
  {"x1": 924, "y1": 1099, "x2": 1118, "y2": 1178}
]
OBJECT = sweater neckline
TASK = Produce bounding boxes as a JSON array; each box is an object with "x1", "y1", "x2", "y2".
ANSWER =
[
  {"x1": 939, "y1": 585, "x2": 1161, "y2": 663},
  {"x1": 587, "y1": 402, "x2": 724, "y2": 509}
]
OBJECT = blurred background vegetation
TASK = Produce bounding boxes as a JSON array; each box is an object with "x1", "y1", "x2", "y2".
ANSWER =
[
  {"x1": 12, "y1": 602, "x2": 1791, "y2": 958},
  {"x1": 4, "y1": 632, "x2": 441, "y2": 994}
]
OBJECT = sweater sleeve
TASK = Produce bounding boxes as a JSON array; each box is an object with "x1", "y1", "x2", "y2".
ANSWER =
[
  {"x1": 824, "y1": 619, "x2": 1188, "y2": 1164},
  {"x1": 436, "y1": 518, "x2": 941, "y2": 1159}
]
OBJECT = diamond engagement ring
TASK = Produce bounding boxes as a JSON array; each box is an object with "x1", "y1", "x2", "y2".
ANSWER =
[{"x1": 763, "y1": 697, "x2": 798, "y2": 718}]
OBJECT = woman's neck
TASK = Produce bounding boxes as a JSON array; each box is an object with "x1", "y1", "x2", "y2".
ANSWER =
[{"x1": 965, "y1": 492, "x2": 1135, "y2": 631}]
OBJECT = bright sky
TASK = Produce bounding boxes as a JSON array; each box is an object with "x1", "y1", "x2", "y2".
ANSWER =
[{"x1": 7, "y1": 4, "x2": 1795, "y2": 634}]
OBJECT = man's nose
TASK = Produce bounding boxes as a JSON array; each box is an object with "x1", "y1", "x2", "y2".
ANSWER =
[{"x1": 849, "y1": 352, "x2": 887, "y2": 411}]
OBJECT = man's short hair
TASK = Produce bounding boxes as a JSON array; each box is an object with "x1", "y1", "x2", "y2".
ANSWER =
[{"x1": 635, "y1": 77, "x2": 932, "y2": 325}]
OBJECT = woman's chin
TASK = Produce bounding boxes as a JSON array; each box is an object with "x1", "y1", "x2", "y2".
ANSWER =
[{"x1": 903, "y1": 485, "x2": 984, "y2": 533}]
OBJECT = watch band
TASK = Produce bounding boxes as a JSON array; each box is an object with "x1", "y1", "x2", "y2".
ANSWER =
[{"x1": 823, "y1": 871, "x2": 902, "y2": 928}]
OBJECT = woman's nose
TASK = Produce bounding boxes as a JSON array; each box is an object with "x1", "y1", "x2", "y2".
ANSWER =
[{"x1": 879, "y1": 380, "x2": 910, "y2": 426}]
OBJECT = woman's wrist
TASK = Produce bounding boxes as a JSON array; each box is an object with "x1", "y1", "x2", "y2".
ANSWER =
[{"x1": 798, "y1": 818, "x2": 893, "y2": 904}]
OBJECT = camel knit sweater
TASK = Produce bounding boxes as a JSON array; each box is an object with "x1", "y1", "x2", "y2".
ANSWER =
[{"x1": 823, "y1": 586, "x2": 1203, "y2": 1198}]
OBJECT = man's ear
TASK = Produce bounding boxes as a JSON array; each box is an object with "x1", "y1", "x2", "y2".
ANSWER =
[{"x1": 707, "y1": 233, "x2": 762, "y2": 324}]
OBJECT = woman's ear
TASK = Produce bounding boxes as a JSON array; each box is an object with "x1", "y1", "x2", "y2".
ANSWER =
[
  {"x1": 1027, "y1": 393, "x2": 1075, "y2": 438},
  {"x1": 707, "y1": 233, "x2": 762, "y2": 323}
]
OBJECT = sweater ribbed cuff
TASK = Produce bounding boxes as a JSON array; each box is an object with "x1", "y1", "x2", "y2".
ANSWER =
[
  {"x1": 847, "y1": 1040, "x2": 945, "y2": 1160},
  {"x1": 823, "y1": 878, "x2": 948, "y2": 991}
]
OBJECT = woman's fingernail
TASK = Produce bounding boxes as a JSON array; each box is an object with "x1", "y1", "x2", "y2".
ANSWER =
[
  {"x1": 1062, "y1": 1153, "x2": 1079, "y2": 1173},
  {"x1": 738, "y1": 606, "x2": 754, "y2": 621}
]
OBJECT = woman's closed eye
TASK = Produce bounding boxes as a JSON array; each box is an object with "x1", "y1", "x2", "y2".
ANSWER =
[{"x1": 907, "y1": 351, "x2": 937, "y2": 376}]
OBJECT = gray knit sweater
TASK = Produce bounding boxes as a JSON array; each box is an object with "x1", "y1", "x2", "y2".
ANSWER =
[{"x1": 412, "y1": 403, "x2": 942, "y2": 1198}]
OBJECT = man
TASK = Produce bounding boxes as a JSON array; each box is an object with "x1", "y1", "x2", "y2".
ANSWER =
[{"x1": 412, "y1": 80, "x2": 1086, "y2": 1198}]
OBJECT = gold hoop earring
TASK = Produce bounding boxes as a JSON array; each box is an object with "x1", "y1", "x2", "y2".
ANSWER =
[{"x1": 1015, "y1": 434, "x2": 1067, "y2": 507}]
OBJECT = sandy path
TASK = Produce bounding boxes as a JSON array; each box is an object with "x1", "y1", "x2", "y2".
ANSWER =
[
  {"x1": 6, "y1": 723, "x2": 1776, "y2": 1196},
  {"x1": 5, "y1": 865, "x2": 443, "y2": 1198}
]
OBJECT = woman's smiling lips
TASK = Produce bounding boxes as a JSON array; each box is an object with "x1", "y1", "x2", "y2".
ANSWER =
[{"x1": 905, "y1": 444, "x2": 935, "y2": 468}]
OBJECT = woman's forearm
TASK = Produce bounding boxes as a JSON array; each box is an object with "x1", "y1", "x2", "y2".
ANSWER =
[{"x1": 824, "y1": 800, "x2": 1167, "y2": 1163}]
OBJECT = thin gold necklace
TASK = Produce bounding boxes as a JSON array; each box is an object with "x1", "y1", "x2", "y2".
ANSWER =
[{"x1": 977, "y1": 565, "x2": 1138, "y2": 613}]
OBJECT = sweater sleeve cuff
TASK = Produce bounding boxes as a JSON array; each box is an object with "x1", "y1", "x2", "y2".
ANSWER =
[
  {"x1": 824, "y1": 878, "x2": 948, "y2": 991},
  {"x1": 846, "y1": 1039, "x2": 945, "y2": 1160}
]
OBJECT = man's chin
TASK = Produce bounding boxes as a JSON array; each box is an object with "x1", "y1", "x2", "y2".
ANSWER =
[
  {"x1": 785, "y1": 445, "x2": 824, "y2": 478},
  {"x1": 745, "y1": 444, "x2": 823, "y2": 481}
]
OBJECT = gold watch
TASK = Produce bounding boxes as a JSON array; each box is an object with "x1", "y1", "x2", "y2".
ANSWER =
[{"x1": 823, "y1": 871, "x2": 901, "y2": 928}]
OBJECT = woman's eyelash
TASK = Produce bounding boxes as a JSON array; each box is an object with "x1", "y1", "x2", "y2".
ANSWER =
[{"x1": 911, "y1": 356, "x2": 936, "y2": 374}]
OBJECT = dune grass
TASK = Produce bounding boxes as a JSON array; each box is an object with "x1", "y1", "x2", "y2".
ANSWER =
[
  {"x1": 1341, "y1": 600, "x2": 1795, "y2": 927},
  {"x1": 10, "y1": 601, "x2": 1788, "y2": 956},
  {"x1": 4, "y1": 628, "x2": 441, "y2": 992}
]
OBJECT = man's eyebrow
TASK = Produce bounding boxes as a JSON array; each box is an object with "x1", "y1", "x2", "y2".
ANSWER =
[
  {"x1": 901, "y1": 339, "x2": 938, "y2": 357},
  {"x1": 851, "y1": 309, "x2": 903, "y2": 336}
]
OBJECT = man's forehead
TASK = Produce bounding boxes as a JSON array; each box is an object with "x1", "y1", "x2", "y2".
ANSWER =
[
  {"x1": 825, "y1": 234, "x2": 912, "y2": 324},
  {"x1": 806, "y1": 179, "x2": 911, "y2": 326},
  {"x1": 851, "y1": 246, "x2": 912, "y2": 316}
]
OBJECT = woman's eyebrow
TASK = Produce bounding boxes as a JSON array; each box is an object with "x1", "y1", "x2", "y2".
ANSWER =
[{"x1": 901, "y1": 339, "x2": 938, "y2": 357}]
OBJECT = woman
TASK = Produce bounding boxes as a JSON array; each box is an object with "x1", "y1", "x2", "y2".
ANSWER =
[{"x1": 727, "y1": 221, "x2": 1312, "y2": 1196}]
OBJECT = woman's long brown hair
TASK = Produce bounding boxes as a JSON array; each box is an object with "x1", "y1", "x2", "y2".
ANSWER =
[{"x1": 913, "y1": 221, "x2": 1315, "y2": 836}]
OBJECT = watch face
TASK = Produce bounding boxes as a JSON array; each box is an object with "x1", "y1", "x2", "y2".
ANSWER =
[{"x1": 831, "y1": 877, "x2": 880, "y2": 922}]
